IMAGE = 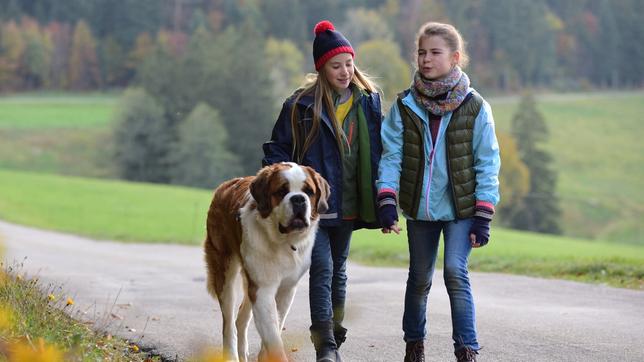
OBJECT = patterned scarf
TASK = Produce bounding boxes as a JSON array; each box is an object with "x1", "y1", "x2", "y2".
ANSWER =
[{"x1": 411, "y1": 66, "x2": 470, "y2": 116}]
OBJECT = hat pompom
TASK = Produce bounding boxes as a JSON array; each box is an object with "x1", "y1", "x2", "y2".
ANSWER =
[{"x1": 314, "y1": 20, "x2": 334, "y2": 35}]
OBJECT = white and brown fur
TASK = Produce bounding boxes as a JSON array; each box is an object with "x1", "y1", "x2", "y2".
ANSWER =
[{"x1": 204, "y1": 162, "x2": 330, "y2": 362}]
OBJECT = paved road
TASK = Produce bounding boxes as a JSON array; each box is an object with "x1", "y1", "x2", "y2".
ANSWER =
[{"x1": 1, "y1": 220, "x2": 643, "y2": 361}]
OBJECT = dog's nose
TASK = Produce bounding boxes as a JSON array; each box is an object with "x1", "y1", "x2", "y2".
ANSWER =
[{"x1": 291, "y1": 194, "x2": 306, "y2": 207}]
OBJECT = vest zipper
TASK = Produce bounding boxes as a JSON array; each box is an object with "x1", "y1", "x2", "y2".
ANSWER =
[
  {"x1": 425, "y1": 110, "x2": 435, "y2": 221},
  {"x1": 426, "y1": 148, "x2": 434, "y2": 221}
]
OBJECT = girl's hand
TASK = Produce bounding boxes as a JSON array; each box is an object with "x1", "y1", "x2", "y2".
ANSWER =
[
  {"x1": 470, "y1": 233, "x2": 482, "y2": 248},
  {"x1": 381, "y1": 221, "x2": 401, "y2": 235}
]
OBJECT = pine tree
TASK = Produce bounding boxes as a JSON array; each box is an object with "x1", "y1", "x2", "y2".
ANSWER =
[{"x1": 509, "y1": 93, "x2": 562, "y2": 234}]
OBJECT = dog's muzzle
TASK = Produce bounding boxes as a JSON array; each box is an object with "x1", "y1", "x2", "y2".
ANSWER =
[{"x1": 279, "y1": 195, "x2": 310, "y2": 234}]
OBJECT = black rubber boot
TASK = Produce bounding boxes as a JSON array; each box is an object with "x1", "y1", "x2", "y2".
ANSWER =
[
  {"x1": 310, "y1": 320, "x2": 337, "y2": 362},
  {"x1": 334, "y1": 325, "x2": 348, "y2": 349}
]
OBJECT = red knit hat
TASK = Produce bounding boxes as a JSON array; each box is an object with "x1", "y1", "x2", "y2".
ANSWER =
[{"x1": 312, "y1": 20, "x2": 355, "y2": 71}]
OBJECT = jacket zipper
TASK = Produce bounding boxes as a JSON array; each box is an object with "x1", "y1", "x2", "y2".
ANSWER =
[{"x1": 425, "y1": 110, "x2": 435, "y2": 221}]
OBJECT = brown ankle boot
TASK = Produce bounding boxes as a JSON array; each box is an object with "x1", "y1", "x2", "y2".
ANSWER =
[
  {"x1": 455, "y1": 347, "x2": 478, "y2": 362},
  {"x1": 404, "y1": 340, "x2": 424, "y2": 362}
]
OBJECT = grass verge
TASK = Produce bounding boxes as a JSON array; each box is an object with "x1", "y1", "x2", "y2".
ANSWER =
[
  {"x1": 0, "y1": 260, "x2": 157, "y2": 361},
  {"x1": 350, "y1": 220, "x2": 644, "y2": 290}
]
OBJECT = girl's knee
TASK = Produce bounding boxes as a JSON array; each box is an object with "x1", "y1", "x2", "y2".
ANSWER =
[{"x1": 443, "y1": 263, "x2": 468, "y2": 282}]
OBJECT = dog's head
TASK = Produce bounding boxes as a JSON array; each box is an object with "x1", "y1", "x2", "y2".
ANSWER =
[{"x1": 250, "y1": 162, "x2": 330, "y2": 234}]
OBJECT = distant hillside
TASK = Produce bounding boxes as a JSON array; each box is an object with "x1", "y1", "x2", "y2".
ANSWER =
[
  {"x1": 490, "y1": 91, "x2": 644, "y2": 245},
  {"x1": 0, "y1": 90, "x2": 642, "y2": 245}
]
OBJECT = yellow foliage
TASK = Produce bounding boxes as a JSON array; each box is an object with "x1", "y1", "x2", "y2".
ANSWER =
[
  {"x1": 497, "y1": 132, "x2": 530, "y2": 213},
  {"x1": 9, "y1": 338, "x2": 65, "y2": 362},
  {"x1": 0, "y1": 306, "x2": 14, "y2": 331}
]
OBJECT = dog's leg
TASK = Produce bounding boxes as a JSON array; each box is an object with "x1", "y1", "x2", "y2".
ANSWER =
[
  {"x1": 219, "y1": 259, "x2": 243, "y2": 362},
  {"x1": 236, "y1": 291, "x2": 252, "y2": 362},
  {"x1": 252, "y1": 286, "x2": 288, "y2": 362},
  {"x1": 276, "y1": 284, "x2": 297, "y2": 331}
]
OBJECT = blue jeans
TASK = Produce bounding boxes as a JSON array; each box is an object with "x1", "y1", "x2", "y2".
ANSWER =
[
  {"x1": 309, "y1": 221, "x2": 353, "y2": 325},
  {"x1": 403, "y1": 218, "x2": 480, "y2": 351}
]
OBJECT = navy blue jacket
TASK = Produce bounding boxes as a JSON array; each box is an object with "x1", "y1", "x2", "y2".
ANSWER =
[{"x1": 262, "y1": 89, "x2": 383, "y2": 229}]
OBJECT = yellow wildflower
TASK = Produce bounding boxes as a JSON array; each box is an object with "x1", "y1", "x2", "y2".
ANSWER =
[
  {"x1": 0, "y1": 306, "x2": 13, "y2": 330},
  {"x1": 66, "y1": 297, "x2": 74, "y2": 306},
  {"x1": 10, "y1": 338, "x2": 64, "y2": 362},
  {"x1": 48, "y1": 294, "x2": 56, "y2": 302},
  {"x1": 130, "y1": 344, "x2": 140, "y2": 353}
]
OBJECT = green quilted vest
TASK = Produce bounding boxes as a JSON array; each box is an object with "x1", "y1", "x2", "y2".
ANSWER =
[{"x1": 397, "y1": 91, "x2": 483, "y2": 219}]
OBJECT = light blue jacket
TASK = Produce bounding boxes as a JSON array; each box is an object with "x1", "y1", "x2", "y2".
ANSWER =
[{"x1": 377, "y1": 88, "x2": 500, "y2": 221}]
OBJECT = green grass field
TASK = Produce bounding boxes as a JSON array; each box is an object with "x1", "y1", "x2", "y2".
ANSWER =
[
  {"x1": 0, "y1": 93, "x2": 116, "y2": 129},
  {"x1": 0, "y1": 93, "x2": 118, "y2": 177},
  {"x1": 489, "y1": 91, "x2": 644, "y2": 244},
  {"x1": 1, "y1": 90, "x2": 642, "y2": 244},
  {"x1": 0, "y1": 169, "x2": 212, "y2": 244},
  {"x1": 0, "y1": 168, "x2": 642, "y2": 289}
]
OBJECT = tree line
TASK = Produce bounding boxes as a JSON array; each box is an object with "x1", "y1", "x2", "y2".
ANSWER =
[
  {"x1": 4, "y1": 0, "x2": 628, "y2": 234},
  {"x1": 1, "y1": 0, "x2": 642, "y2": 93}
]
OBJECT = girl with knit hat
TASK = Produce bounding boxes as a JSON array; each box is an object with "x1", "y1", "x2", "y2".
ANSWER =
[
  {"x1": 377, "y1": 22, "x2": 500, "y2": 362},
  {"x1": 263, "y1": 20, "x2": 382, "y2": 362}
]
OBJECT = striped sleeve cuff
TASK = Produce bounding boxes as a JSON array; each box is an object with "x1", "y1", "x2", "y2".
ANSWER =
[
  {"x1": 377, "y1": 189, "x2": 397, "y2": 208},
  {"x1": 474, "y1": 200, "x2": 495, "y2": 221}
]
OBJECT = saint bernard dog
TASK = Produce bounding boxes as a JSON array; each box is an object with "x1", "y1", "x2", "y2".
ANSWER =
[{"x1": 204, "y1": 162, "x2": 330, "y2": 362}]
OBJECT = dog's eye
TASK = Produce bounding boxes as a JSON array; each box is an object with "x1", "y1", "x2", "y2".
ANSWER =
[
  {"x1": 303, "y1": 186, "x2": 314, "y2": 196},
  {"x1": 274, "y1": 187, "x2": 289, "y2": 198}
]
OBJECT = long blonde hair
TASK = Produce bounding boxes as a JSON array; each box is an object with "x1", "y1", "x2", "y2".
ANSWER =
[{"x1": 290, "y1": 65, "x2": 378, "y2": 163}]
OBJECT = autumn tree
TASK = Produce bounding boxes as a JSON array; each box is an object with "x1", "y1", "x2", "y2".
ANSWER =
[
  {"x1": 45, "y1": 21, "x2": 72, "y2": 88},
  {"x1": 126, "y1": 32, "x2": 154, "y2": 74},
  {"x1": 265, "y1": 37, "x2": 304, "y2": 107},
  {"x1": 0, "y1": 20, "x2": 24, "y2": 90},
  {"x1": 495, "y1": 132, "x2": 530, "y2": 224},
  {"x1": 20, "y1": 17, "x2": 52, "y2": 88},
  {"x1": 340, "y1": 8, "x2": 393, "y2": 47},
  {"x1": 68, "y1": 20, "x2": 100, "y2": 89},
  {"x1": 357, "y1": 39, "x2": 411, "y2": 104}
]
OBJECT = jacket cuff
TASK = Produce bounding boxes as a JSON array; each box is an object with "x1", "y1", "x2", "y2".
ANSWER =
[
  {"x1": 378, "y1": 188, "x2": 397, "y2": 197},
  {"x1": 377, "y1": 189, "x2": 397, "y2": 208},
  {"x1": 475, "y1": 200, "x2": 495, "y2": 221}
]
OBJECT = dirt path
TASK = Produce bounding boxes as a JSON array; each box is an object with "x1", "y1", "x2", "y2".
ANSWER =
[{"x1": 1, "y1": 220, "x2": 642, "y2": 361}]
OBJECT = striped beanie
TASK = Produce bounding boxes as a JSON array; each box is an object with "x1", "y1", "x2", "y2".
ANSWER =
[{"x1": 312, "y1": 20, "x2": 354, "y2": 71}]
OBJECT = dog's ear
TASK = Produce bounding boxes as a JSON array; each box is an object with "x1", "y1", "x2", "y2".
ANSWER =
[
  {"x1": 304, "y1": 166, "x2": 330, "y2": 214},
  {"x1": 250, "y1": 167, "x2": 273, "y2": 218}
]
